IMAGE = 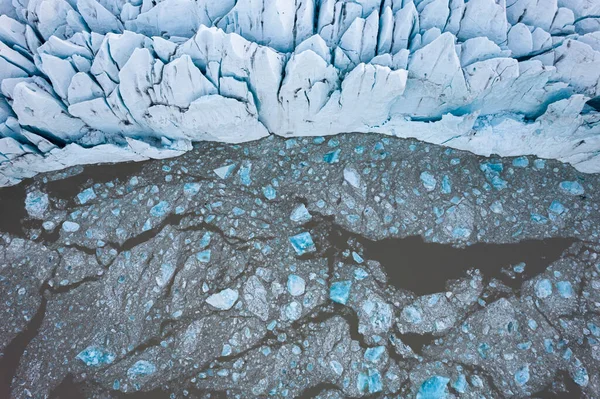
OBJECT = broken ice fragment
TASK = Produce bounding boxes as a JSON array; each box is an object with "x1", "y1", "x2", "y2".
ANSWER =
[
  {"x1": 25, "y1": 190, "x2": 49, "y2": 218},
  {"x1": 262, "y1": 185, "x2": 276, "y2": 200},
  {"x1": 441, "y1": 175, "x2": 451, "y2": 194},
  {"x1": 480, "y1": 161, "x2": 507, "y2": 190},
  {"x1": 62, "y1": 221, "x2": 80, "y2": 232},
  {"x1": 557, "y1": 281, "x2": 574, "y2": 298},
  {"x1": 513, "y1": 262, "x2": 526, "y2": 273},
  {"x1": 344, "y1": 167, "x2": 361, "y2": 188},
  {"x1": 199, "y1": 232, "x2": 211, "y2": 248},
  {"x1": 367, "y1": 369, "x2": 383, "y2": 393},
  {"x1": 183, "y1": 183, "x2": 201, "y2": 196},
  {"x1": 214, "y1": 164, "x2": 236, "y2": 179},
  {"x1": 354, "y1": 268, "x2": 368, "y2": 280},
  {"x1": 357, "y1": 369, "x2": 383, "y2": 394},
  {"x1": 535, "y1": 279, "x2": 553, "y2": 298},
  {"x1": 572, "y1": 362, "x2": 589, "y2": 387},
  {"x1": 330, "y1": 360, "x2": 343, "y2": 376},
  {"x1": 402, "y1": 305, "x2": 423, "y2": 324},
  {"x1": 512, "y1": 157, "x2": 529, "y2": 168},
  {"x1": 289, "y1": 232, "x2": 316, "y2": 255},
  {"x1": 196, "y1": 250, "x2": 211, "y2": 263},
  {"x1": 364, "y1": 346, "x2": 385, "y2": 362},
  {"x1": 452, "y1": 227, "x2": 471, "y2": 239},
  {"x1": 420, "y1": 171, "x2": 437, "y2": 191},
  {"x1": 243, "y1": 276, "x2": 269, "y2": 321},
  {"x1": 286, "y1": 275, "x2": 306, "y2": 296},
  {"x1": 530, "y1": 213, "x2": 548, "y2": 224},
  {"x1": 76, "y1": 346, "x2": 115, "y2": 367},
  {"x1": 490, "y1": 200, "x2": 503, "y2": 214},
  {"x1": 290, "y1": 204, "x2": 311, "y2": 224},
  {"x1": 221, "y1": 344, "x2": 232, "y2": 356},
  {"x1": 284, "y1": 301, "x2": 302, "y2": 321},
  {"x1": 150, "y1": 201, "x2": 170, "y2": 217},
  {"x1": 77, "y1": 187, "x2": 96, "y2": 204},
  {"x1": 329, "y1": 281, "x2": 352, "y2": 305},
  {"x1": 238, "y1": 163, "x2": 252, "y2": 186},
  {"x1": 206, "y1": 288, "x2": 239, "y2": 310},
  {"x1": 127, "y1": 360, "x2": 156, "y2": 378},
  {"x1": 323, "y1": 149, "x2": 340, "y2": 164},
  {"x1": 232, "y1": 207, "x2": 245, "y2": 216},
  {"x1": 515, "y1": 364, "x2": 530, "y2": 386},
  {"x1": 417, "y1": 376, "x2": 450, "y2": 399},
  {"x1": 453, "y1": 374, "x2": 467, "y2": 393},
  {"x1": 549, "y1": 200, "x2": 566, "y2": 214},
  {"x1": 352, "y1": 251, "x2": 364, "y2": 264},
  {"x1": 156, "y1": 263, "x2": 175, "y2": 287},
  {"x1": 559, "y1": 181, "x2": 584, "y2": 195}
]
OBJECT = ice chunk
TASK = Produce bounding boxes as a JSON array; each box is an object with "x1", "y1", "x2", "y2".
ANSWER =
[
  {"x1": 77, "y1": 187, "x2": 96, "y2": 204},
  {"x1": 535, "y1": 279, "x2": 553, "y2": 298},
  {"x1": 572, "y1": 362, "x2": 589, "y2": 387},
  {"x1": 290, "y1": 204, "x2": 311, "y2": 224},
  {"x1": 262, "y1": 185, "x2": 276, "y2": 200},
  {"x1": 214, "y1": 164, "x2": 236, "y2": 179},
  {"x1": 284, "y1": 301, "x2": 302, "y2": 321},
  {"x1": 196, "y1": 250, "x2": 211, "y2": 263},
  {"x1": 330, "y1": 360, "x2": 343, "y2": 376},
  {"x1": 286, "y1": 275, "x2": 306, "y2": 297},
  {"x1": 127, "y1": 360, "x2": 156, "y2": 378},
  {"x1": 206, "y1": 288, "x2": 239, "y2": 310},
  {"x1": 515, "y1": 364, "x2": 530, "y2": 386},
  {"x1": 62, "y1": 221, "x2": 80, "y2": 232},
  {"x1": 402, "y1": 305, "x2": 423, "y2": 324},
  {"x1": 323, "y1": 149, "x2": 341, "y2": 164},
  {"x1": 289, "y1": 232, "x2": 316, "y2": 256},
  {"x1": 150, "y1": 201, "x2": 170, "y2": 217},
  {"x1": 512, "y1": 157, "x2": 529, "y2": 168},
  {"x1": 243, "y1": 276, "x2": 269, "y2": 321},
  {"x1": 25, "y1": 190, "x2": 49, "y2": 218},
  {"x1": 557, "y1": 281, "x2": 574, "y2": 298},
  {"x1": 183, "y1": 183, "x2": 201, "y2": 196},
  {"x1": 549, "y1": 200, "x2": 566, "y2": 214},
  {"x1": 417, "y1": 376, "x2": 450, "y2": 399},
  {"x1": 76, "y1": 346, "x2": 115, "y2": 367},
  {"x1": 329, "y1": 281, "x2": 352, "y2": 305},
  {"x1": 364, "y1": 346, "x2": 385, "y2": 362},
  {"x1": 420, "y1": 171, "x2": 437, "y2": 191},
  {"x1": 344, "y1": 167, "x2": 361, "y2": 188},
  {"x1": 559, "y1": 181, "x2": 584, "y2": 195}
]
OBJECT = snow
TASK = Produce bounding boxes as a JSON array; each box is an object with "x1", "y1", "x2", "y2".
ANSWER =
[{"x1": 0, "y1": 0, "x2": 600, "y2": 185}]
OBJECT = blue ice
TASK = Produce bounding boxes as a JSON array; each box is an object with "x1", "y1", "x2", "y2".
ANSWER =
[
  {"x1": 77, "y1": 188, "x2": 97, "y2": 204},
  {"x1": 417, "y1": 376, "x2": 450, "y2": 399},
  {"x1": 289, "y1": 232, "x2": 316, "y2": 255},
  {"x1": 420, "y1": 171, "x2": 437, "y2": 191},
  {"x1": 329, "y1": 281, "x2": 352, "y2": 305},
  {"x1": 287, "y1": 274, "x2": 306, "y2": 296},
  {"x1": 127, "y1": 360, "x2": 156, "y2": 378},
  {"x1": 76, "y1": 346, "x2": 115, "y2": 367},
  {"x1": 559, "y1": 181, "x2": 584, "y2": 195},
  {"x1": 150, "y1": 201, "x2": 170, "y2": 217}
]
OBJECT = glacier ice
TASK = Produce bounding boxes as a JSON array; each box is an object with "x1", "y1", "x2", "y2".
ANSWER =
[{"x1": 0, "y1": 0, "x2": 600, "y2": 185}]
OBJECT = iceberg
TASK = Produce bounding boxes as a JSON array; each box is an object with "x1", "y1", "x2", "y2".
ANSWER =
[{"x1": 0, "y1": 0, "x2": 599, "y2": 185}]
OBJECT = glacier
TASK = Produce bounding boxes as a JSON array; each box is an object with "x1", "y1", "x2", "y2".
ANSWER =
[{"x1": 0, "y1": 0, "x2": 600, "y2": 185}]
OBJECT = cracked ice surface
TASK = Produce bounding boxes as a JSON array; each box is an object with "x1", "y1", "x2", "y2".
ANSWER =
[
  {"x1": 2, "y1": 134, "x2": 600, "y2": 397},
  {"x1": 1, "y1": 0, "x2": 600, "y2": 185}
]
